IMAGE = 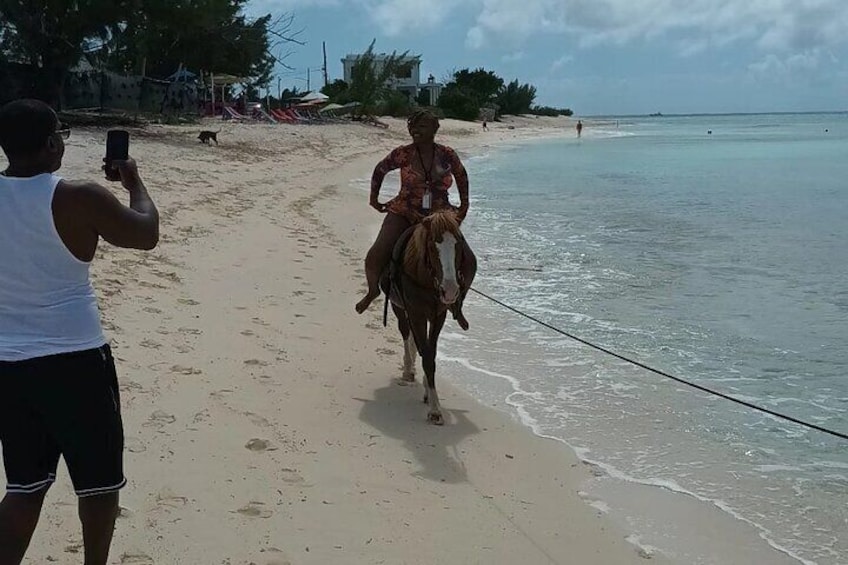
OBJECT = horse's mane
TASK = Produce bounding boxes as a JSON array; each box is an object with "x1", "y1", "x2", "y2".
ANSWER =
[{"x1": 403, "y1": 210, "x2": 461, "y2": 277}]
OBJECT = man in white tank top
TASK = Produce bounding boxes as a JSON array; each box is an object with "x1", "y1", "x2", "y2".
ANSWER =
[{"x1": 0, "y1": 99, "x2": 159, "y2": 565}]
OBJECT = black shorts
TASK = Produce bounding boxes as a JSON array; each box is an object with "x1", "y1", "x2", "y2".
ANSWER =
[{"x1": 0, "y1": 344, "x2": 125, "y2": 497}]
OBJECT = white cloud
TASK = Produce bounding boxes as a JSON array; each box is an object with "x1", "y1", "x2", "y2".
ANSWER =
[
  {"x1": 358, "y1": 0, "x2": 848, "y2": 53},
  {"x1": 247, "y1": 0, "x2": 340, "y2": 15},
  {"x1": 359, "y1": 0, "x2": 464, "y2": 36},
  {"x1": 748, "y1": 48, "x2": 831, "y2": 80},
  {"x1": 550, "y1": 54, "x2": 574, "y2": 71},
  {"x1": 502, "y1": 51, "x2": 525, "y2": 62}
]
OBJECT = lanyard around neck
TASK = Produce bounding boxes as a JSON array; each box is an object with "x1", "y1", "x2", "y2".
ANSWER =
[{"x1": 416, "y1": 145, "x2": 435, "y2": 187}]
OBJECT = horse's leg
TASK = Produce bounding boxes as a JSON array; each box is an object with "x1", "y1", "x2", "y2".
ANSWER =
[
  {"x1": 422, "y1": 311, "x2": 448, "y2": 426},
  {"x1": 451, "y1": 239, "x2": 477, "y2": 331},
  {"x1": 392, "y1": 304, "x2": 416, "y2": 382}
]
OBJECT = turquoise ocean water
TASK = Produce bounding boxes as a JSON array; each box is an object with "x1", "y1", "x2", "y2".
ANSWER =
[{"x1": 434, "y1": 114, "x2": 847, "y2": 564}]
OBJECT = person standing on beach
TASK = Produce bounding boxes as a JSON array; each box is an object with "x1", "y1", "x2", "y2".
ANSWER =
[
  {"x1": 0, "y1": 99, "x2": 159, "y2": 565},
  {"x1": 576, "y1": 120, "x2": 583, "y2": 138},
  {"x1": 354, "y1": 109, "x2": 476, "y2": 330}
]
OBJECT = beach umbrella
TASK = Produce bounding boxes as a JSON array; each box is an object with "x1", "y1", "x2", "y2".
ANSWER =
[{"x1": 300, "y1": 91, "x2": 330, "y2": 102}]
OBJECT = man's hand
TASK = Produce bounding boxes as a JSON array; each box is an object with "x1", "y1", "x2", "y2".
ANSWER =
[{"x1": 114, "y1": 158, "x2": 143, "y2": 191}]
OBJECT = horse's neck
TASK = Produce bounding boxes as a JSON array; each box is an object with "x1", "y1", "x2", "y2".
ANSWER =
[{"x1": 402, "y1": 228, "x2": 432, "y2": 285}]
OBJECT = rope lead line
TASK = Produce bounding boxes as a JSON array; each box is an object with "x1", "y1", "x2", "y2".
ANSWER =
[{"x1": 469, "y1": 287, "x2": 848, "y2": 442}]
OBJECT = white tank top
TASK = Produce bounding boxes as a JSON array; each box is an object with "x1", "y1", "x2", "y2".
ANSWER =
[{"x1": 0, "y1": 173, "x2": 106, "y2": 361}]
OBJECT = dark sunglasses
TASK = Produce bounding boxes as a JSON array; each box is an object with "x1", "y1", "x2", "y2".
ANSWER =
[{"x1": 55, "y1": 123, "x2": 71, "y2": 140}]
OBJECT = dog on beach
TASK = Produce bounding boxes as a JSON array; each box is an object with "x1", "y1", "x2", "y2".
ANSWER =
[{"x1": 198, "y1": 130, "x2": 220, "y2": 145}]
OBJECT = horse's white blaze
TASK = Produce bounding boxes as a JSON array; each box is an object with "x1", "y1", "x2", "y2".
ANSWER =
[
  {"x1": 435, "y1": 233, "x2": 460, "y2": 304},
  {"x1": 402, "y1": 336, "x2": 417, "y2": 380}
]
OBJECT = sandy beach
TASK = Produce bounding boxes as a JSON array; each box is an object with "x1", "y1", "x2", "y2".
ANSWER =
[{"x1": 14, "y1": 114, "x2": 667, "y2": 564}]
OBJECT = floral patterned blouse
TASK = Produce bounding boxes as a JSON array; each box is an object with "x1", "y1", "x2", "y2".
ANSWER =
[{"x1": 372, "y1": 143, "x2": 468, "y2": 222}]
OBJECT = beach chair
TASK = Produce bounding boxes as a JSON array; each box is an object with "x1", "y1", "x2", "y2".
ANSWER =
[
  {"x1": 272, "y1": 109, "x2": 295, "y2": 123},
  {"x1": 223, "y1": 106, "x2": 250, "y2": 121},
  {"x1": 252, "y1": 107, "x2": 278, "y2": 123}
]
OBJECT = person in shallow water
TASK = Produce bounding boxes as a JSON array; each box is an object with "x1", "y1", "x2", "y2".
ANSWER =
[{"x1": 354, "y1": 109, "x2": 476, "y2": 330}]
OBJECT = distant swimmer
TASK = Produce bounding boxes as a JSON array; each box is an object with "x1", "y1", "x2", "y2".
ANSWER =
[
  {"x1": 576, "y1": 120, "x2": 583, "y2": 138},
  {"x1": 707, "y1": 130, "x2": 712, "y2": 135}
]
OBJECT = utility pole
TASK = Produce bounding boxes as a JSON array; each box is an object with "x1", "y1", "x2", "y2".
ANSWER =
[
  {"x1": 307, "y1": 67, "x2": 310, "y2": 92},
  {"x1": 322, "y1": 41, "x2": 329, "y2": 87}
]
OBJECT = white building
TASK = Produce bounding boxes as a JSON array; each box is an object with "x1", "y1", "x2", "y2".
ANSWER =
[{"x1": 341, "y1": 53, "x2": 443, "y2": 105}]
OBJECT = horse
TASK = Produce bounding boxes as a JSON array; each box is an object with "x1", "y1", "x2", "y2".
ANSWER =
[{"x1": 381, "y1": 209, "x2": 471, "y2": 425}]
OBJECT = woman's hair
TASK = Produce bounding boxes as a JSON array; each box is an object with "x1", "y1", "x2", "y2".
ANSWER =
[{"x1": 407, "y1": 109, "x2": 440, "y2": 130}]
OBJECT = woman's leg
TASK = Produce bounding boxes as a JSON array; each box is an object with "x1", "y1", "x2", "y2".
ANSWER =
[{"x1": 355, "y1": 213, "x2": 412, "y2": 314}]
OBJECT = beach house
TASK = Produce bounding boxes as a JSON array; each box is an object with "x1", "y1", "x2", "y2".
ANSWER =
[{"x1": 341, "y1": 53, "x2": 443, "y2": 105}]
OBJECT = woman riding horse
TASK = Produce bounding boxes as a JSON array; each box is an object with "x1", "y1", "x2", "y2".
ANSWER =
[{"x1": 355, "y1": 110, "x2": 476, "y2": 330}]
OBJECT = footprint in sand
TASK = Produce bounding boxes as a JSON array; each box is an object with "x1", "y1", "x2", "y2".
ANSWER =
[
  {"x1": 235, "y1": 502, "x2": 273, "y2": 519},
  {"x1": 244, "y1": 412, "x2": 272, "y2": 428},
  {"x1": 244, "y1": 359, "x2": 269, "y2": 367},
  {"x1": 376, "y1": 348, "x2": 396, "y2": 357},
  {"x1": 177, "y1": 327, "x2": 203, "y2": 335},
  {"x1": 177, "y1": 298, "x2": 200, "y2": 306},
  {"x1": 139, "y1": 339, "x2": 162, "y2": 350},
  {"x1": 125, "y1": 437, "x2": 147, "y2": 453},
  {"x1": 280, "y1": 468, "x2": 307, "y2": 485},
  {"x1": 156, "y1": 489, "x2": 189, "y2": 509},
  {"x1": 245, "y1": 438, "x2": 276, "y2": 452},
  {"x1": 143, "y1": 306, "x2": 162, "y2": 314},
  {"x1": 241, "y1": 329, "x2": 256, "y2": 336},
  {"x1": 170, "y1": 365, "x2": 203, "y2": 376},
  {"x1": 146, "y1": 410, "x2": 176, "y2": 427},
  {"x1": 119, "y1": 552, "x2": 154, "y2": 564}
]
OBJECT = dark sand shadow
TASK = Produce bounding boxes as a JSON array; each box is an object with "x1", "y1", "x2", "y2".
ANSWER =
[{"x1": 356, "y1": 379, "x2": 480, "y2": 484}]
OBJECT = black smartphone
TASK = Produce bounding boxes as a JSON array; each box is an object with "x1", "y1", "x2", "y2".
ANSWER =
[{"x1": 104, "y1": 129, "x2": 129, "y2": 181}]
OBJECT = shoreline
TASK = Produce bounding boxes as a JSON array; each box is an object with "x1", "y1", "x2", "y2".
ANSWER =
[
  {"x1": 17, "y1": 114, "x2": 666, "y2": 564},
  {"x1": 417, "y1": 123, "x2": 811, "y2": 565}
]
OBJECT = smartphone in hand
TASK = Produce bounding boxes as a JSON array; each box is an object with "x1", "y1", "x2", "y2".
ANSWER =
[{"x1": 104, "y1": 130, "x2": 129, "y2": 181}]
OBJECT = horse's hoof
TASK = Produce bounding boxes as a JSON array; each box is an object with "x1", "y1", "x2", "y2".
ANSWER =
[
  {"x1": 427, "y1": 412, "x2": 444, "y2": 426},
  {"x1": 396, "y1": 376, "x2": 415, "y2": 386},
  {"x1": 401, "y1": 372, "x2": 415, "y2": 382}
]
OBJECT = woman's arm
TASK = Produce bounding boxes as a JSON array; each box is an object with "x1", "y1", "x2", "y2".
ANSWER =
[
  {"x1": 447, "y1": 148, "x2": 469, "y2": 220},
  {"x1": 370, "y1": 147, "x2": 403, "y2": 211}
]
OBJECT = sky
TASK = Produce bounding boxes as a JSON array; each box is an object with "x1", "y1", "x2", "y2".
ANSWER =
[{"x1": 245, "y1": 0, "x2": 848, "y2": 115}]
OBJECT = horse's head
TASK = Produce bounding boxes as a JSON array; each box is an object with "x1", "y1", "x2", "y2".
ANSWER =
[{"x1": 419, "y1": 210, "x2": 464, "y2": 305}]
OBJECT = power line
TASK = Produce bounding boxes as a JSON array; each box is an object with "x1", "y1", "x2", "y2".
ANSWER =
[{"x1": 469, "y1": 287, "x2": 848, "y2": 442}]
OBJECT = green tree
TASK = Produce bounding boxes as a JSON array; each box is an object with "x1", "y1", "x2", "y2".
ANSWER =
[
  {"x1": 345, "y1": 39, "x2": 413, "y2": 115},
  {"x1": 0, "y1": 0, "x2": 300, "y2": 102},
  {"x1": 321, "y1": 79, "x2": 349, "y2": 102},
  {"x1": 531, "y1": 105, "x2": 573, "y2": 117},
  {"x1": 436, "y1": 84, "x2": 480, "y2": 121},
  {"x1": 452, "y1": 68, "x2": 503, "y2": 106},
  {"x1": 496, "y1": 79, "x2": 537, "y2": 115},
  {"x1": 436, "y1": 67, "x2": 506, "y2": 121},
  {"x1": 107, "y1": 2, "x2": 298, "y2": 87},
  {"x1": 0, "y1": 0, "x2": 123, "y2": 103}
]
